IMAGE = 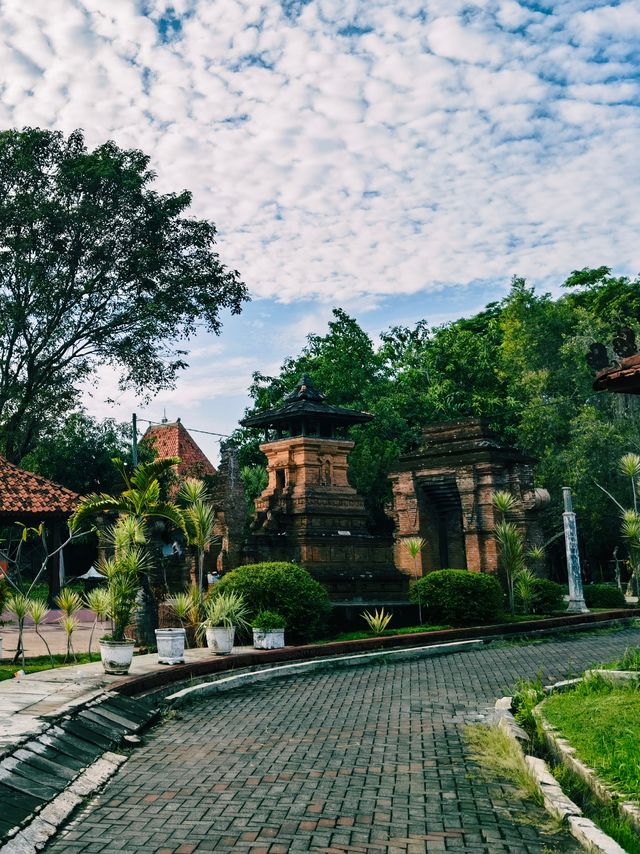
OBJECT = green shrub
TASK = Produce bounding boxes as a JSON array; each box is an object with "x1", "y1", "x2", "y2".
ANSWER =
[
  {"x1": 410, "y1": 569, "x2": 503, "y2": 627},
  {"x1": 216, "y1": 562, "x2": 330, "y2": 642},
  {"x1": 583, "y1": 584, "x2": 627, "y2": 610},
  {"x1": 252, "y1": 610, "x2": 286, "y2": 631},
  {"x1": 530, "y1": 578, "x2": 564, "y2": 614}
]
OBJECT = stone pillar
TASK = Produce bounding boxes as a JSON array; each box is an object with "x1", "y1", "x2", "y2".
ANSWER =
[{"x1": 563, "y1": 487, "x2": 588, "y2": 613}]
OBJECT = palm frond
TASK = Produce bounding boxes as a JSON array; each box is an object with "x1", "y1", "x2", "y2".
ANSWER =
[
  {"x1": 69, "y1": 494, "x2": 121, "y2": 531},
  {"x1": 178, "y1": 478, "x2": 210, "y2": 505},
  {"x1": 130, "y1": 457, "x2": 181, "y2": 492}
]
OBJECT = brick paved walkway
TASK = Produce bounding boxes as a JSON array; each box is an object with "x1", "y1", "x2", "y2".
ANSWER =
[{"x1": 47, "y1": 627, "x2": 640, "y2": 853}]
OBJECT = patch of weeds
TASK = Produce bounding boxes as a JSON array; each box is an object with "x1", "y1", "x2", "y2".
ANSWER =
[
  {"x1": 465, "y1": 723, "x2": 543, "y2": 807},
  {"x1": 512, "y1": 674, "x2": 545, "y2": 732},
  {"x1": 553, "y1": 764, "x2": 640, "y2": 854},
  {"x1": 617, "y1": 646, "x2": 640, "y2": 671}
]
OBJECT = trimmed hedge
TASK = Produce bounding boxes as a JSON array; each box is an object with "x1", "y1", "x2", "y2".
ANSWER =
[
  {"x1": 216, "y1": 562, "x2": 331, "y2": 643},
  {"x1": 530, "y1": 578, "x2": 565, "y2": 615},
  {"x1": 409, "y1": 569, "x2": 503, "y2": 627},
  {"x1": 583, "y1": 584, "x2": 627, "y2": 610}
]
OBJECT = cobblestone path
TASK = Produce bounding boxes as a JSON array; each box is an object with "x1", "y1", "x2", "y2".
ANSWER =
[{"x1": 47, "y1": 627, "x2": 640, "y2": 853}]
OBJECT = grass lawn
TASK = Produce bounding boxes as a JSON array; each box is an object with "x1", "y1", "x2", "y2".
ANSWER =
[
  {"x1": 319, "y1": 624, "x2": 451, "y2": 643},
  {"x1": 543, "y1": 681, "x2": 640, "y2": 802},
  {"x1": 0, "y1": 652, "x2": 102, "y2": 681}
]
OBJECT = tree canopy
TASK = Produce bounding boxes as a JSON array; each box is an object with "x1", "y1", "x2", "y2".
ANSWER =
[
  {"x1": 0, "y1": 127, "x2": 248, "y2": 461},
  {"x1": 236, "y1": 270, "x2": 640, "y2": 572}
]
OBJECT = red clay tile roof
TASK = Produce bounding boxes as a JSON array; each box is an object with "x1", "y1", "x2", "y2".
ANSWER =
[
  {"x1": 143, "y1": 420, "x2": 216, "y2": 477},
  {"x1": 0, "y1": 457, "x2": 80, "y2": 518},
  {"x1": 593, "y1": 353, "x2": 640, "y2": 395}
]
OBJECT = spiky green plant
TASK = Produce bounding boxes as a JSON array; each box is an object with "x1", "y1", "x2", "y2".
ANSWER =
[
  {"x1": 492, "y1": 490, "x2": 517, "y2": 517},
  {"x1": 58, "y1": 613, "x2": 78, "y2": 662},
  {"x1": 178, "y1": 479, "x2": 219, "y2": 591},
  {"x1": 55, "y1": 587, "x2": 82, "y2": 616},
  {"x1": 27, "y1": 598, "x2": 54, "y2": 666},
  {"x1": 84, "y1": 587, "x2": 111, "y2": 658},
  {"x1": 494, "y1": 520, "x2": 526, "y2": 615},
  {"x1": 200, "y1": 591, "x2": 249, "y2": 634},
  {"x1": 402, "y1": 537, "x2": 428, "y2": 624},
  {"x1": 7, "y1": 592, "x2": 31, "y2": 665},
  {"x1": 167, "y1": 587, "x2": 202, "y2": 648},
  {"x1": 619, "y1": 453, "x2": 640, "y2": 510},
  {"x1": 362, "y1": 607, "x2": 393, "y2": 635},
  {"x1": 513, "y1": 567, "x2": 537, "y2": 615}
]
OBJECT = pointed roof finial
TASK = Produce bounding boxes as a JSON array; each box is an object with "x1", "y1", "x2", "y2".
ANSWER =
[{"x1": 161, "y1": 409, "x2": 168, "y2": 424}]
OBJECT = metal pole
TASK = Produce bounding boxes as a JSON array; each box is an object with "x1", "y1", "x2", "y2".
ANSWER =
[
  {"x1": 563, "y1": 487, "x2": 588, "y2": 613},
  {"x1": 132, "y1": 413, "x2": 138, "y2": 467}
]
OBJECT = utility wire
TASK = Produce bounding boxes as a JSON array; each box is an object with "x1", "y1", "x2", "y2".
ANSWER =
[{"x1": 136, "y1": 416, "x2": 232, "y2": 439}]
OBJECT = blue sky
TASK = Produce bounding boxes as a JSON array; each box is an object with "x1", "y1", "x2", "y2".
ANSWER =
[{"x1": 1, "y1": 0, "x2": 639, "y2": 463}]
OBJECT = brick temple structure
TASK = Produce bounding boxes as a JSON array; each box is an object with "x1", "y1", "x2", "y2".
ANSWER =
[
  {"x1": 242, "y1": 375, "x2": 406, "y2": 600},
  {"x1": 388, "y1": 418, "x2": 548, "y2": 577}
]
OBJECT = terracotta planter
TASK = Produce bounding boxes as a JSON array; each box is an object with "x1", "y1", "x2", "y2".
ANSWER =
[
  {"x1": 205, "y1": 626, "x2": 235, "y2": 655},
  {"x1": 99, "y1": 638, "x2": 135, "y2": 675},
  {"x1": 252, "y1": 628, "x2": 285, "y2": 650},
  {"x1": 155, "y1": 628, "x2": 185, "y2": 665}
]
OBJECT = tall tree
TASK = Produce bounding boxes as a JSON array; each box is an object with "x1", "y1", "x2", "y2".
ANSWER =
[
  {"x1": 0, "y1": 127, "x2": 247, "y2": 461},
  {"x1": 20, "y1": 411, "x2": 152, "y2": 494}
]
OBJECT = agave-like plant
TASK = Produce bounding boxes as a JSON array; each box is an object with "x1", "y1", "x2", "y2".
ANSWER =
[
  {"x1": 402, "y1": 537, "x2": 428, "y2": 623},
  {"x1": 492, "y1": 490, "x2": 518, "y2": 517},
  {"x1": 167, "y1": 586, "x2": 202, "y2": 648},
  {"x1": 58, "y1": 613, "x2": 78, "y2": 662},
  {"x1": 619, "y1": 453, "x2": 640, "y2": 510},
  {"x1": 27, "y1": 598, "x2": 54, "y2": 666},
  {"x1": 513, "y1": 567, "x2": 537, "y2": 615},
  {"x1": 178, "y1": 479, "x2": 219, "y2": 591},
  {"x1": 84, "y1": 587, "x2": 111, "y2": 659},
  {"x1": 7, "y1": 592, "x2": 30, "y2": 665},
  {"x1": 494, "y1": 520, "x2": 526, "y2": 615},
  {"x1": 55, "y1": 587, "x2": 83, "y2": 617},
  {"x1": 362, "y1": 608, "x2": 393, "y2": 636},
  {"x1": 199, "y1": 591, "x2": 249, "y2": 633}
]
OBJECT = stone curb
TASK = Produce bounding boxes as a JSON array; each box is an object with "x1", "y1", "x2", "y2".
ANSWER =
[
  {"x1": 587, "y1": 668, "x2": 640, "y2": 685},
  {"x1": 535, "y1": 700, "x2": 640, "y2": 835},
  {"x1": 166, "y1": 639, "x2": 484, "y2": 707},
  {"x1": 0, "y1": 751, "x2": 126, "y2": 854},
  {"x1": 493, "y1": 698, "x2": 625, "y2": 853}
]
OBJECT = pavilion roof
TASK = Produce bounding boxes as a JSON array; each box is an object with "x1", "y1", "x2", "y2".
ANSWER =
[
  {"x1": 0, "y1": 457, "x2": 79, "y2": 519},
  {"x1": 593, "y1": 353, "x2": 640, "y2": 395},
  {"x1": 241, "y1": 374, "x2": 373, "y2": 429}
]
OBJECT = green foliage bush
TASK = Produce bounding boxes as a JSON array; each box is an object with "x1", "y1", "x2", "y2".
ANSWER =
[
  {"x1": 216, "y1": 562, "x2": 330, "y2": 642},
  {"x1": 530, "y1": 578, "x2": 565, "y2": 614},
  {"x1": 409, "y1": 569, "x2": 503, "y2": 627},
  {"x1": 583, "y1": 584, "x2": 627, "y2": 610}
]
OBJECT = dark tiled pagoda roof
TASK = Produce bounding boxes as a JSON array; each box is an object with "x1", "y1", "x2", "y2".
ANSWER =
[
  {"x1": 0, "y1": 456, "x2": 79, "y2": 519},
  {"x1": 241, "y1": 374, "x2": 373, "y2": 429}
]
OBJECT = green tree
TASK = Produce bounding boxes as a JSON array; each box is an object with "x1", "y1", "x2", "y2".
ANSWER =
[
  {"x1": 70, "y1": 457, "x2": 186, "y2": 645},
  {"x1": 0, "y1": 127, "x2": 247, "y2": 461},
  {"x1": 20, "y1": 411, "x2": 154, "y2": 493}
]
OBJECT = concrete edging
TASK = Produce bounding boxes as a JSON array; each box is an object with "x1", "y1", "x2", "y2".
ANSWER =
[
  {"x1": 0, "y1": 751, "x2": 127, "y2": 854},
  {"x1": 165, "y1": 640, "x2": 484, "y2": 707},
  {"x1": 534, "y1": 698, "x2": 640, "y2": 835},
  {"x1": 493, "y1": 698, "x2": 625, "y2": 853}
]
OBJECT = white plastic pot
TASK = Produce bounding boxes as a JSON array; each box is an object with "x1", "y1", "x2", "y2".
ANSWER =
[
  {"x1": 99, "y1": 639, "x2": 135, "y2": 675},
  {"x1": 155, "y1": 628, "x2": 185, "y2": 665},
  {"x1": 206, "y1": 626, "x2": 235, "y2": 655},
  {"x1": 253, "y1": 628, "x2": 285, "y2": 650}
]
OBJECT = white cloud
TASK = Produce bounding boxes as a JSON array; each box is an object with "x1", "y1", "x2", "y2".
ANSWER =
[{"x1": 0, "y1": 0, "x2": 638, "y2": 406}]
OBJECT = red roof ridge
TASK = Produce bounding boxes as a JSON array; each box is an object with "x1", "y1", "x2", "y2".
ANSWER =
[{"x1": 143, "y1": 420, "x2": 216, "y2": 477}]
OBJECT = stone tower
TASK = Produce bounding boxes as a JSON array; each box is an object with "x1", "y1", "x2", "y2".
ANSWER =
[{"x1": 241, "y1": 375, "x2": 406, "y2": 600}]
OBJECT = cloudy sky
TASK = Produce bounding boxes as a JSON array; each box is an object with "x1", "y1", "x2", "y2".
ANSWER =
[{"x1": 1, "y1": 0, "x2": 639, "y2": 462}]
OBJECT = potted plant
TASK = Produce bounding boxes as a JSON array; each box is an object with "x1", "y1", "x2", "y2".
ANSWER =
[
  {"x1": 252, "y1": 610, "x2": 286, "y2": 649},
  {"x1": 98, "y1": 519, "x2": 147, "y2": 675},
  {"x1": 199, "y1": 591, "x2": 249, "y2": 655}
]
